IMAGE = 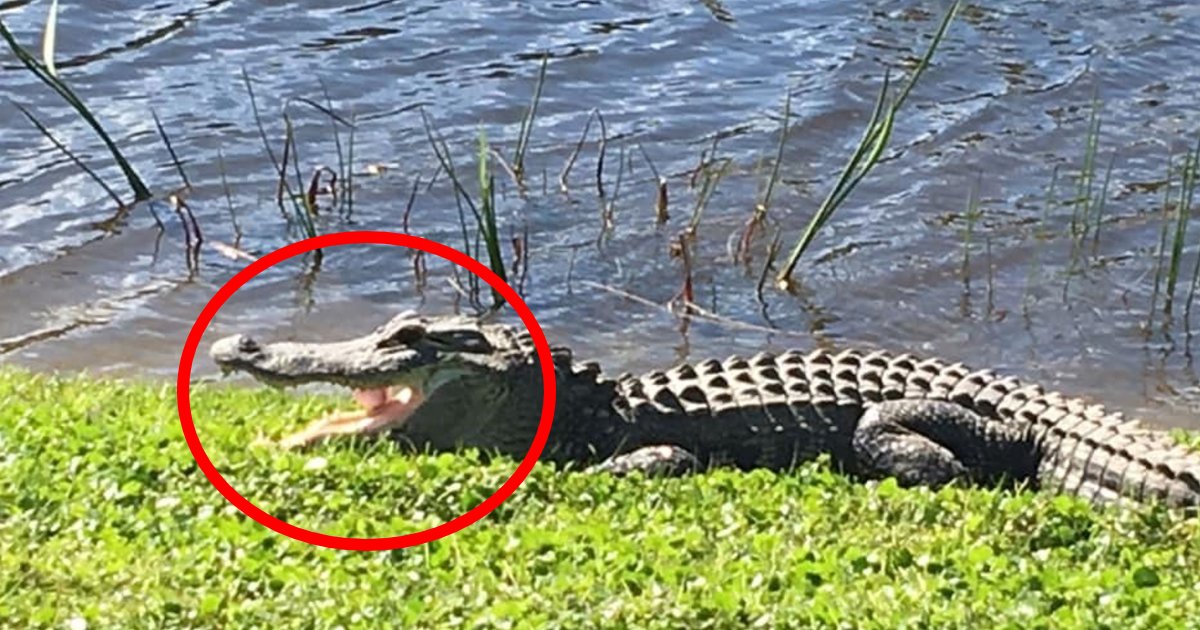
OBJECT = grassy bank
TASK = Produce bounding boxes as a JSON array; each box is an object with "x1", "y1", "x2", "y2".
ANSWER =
[{"x1": 1, "y1": 368, "x2": 1199, "y2": 628}]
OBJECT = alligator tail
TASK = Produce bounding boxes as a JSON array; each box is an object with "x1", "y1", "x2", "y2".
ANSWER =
[{"x1": 1029, "y1": 398, "x2": 1200, "y2": 510}]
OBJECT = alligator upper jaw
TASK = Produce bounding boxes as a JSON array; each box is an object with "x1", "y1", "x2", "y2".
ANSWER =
[
  {"x1": 209, "y1": 333, "x2": 429, "y2": 391},
  {"x1": 269, "y1": 384, "x2": 427, "y2": 449},
  {"x1": 209, "y1": 330, "x2": 477, "y2": 447}
]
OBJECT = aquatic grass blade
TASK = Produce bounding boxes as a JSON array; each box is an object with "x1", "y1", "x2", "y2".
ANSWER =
[
  {"x1": 774, "y1": 0, "x2": 960, "y2": 289},
  {"x1": 1179, "y1": 138, "x2": 1200, "y2": 321},
  {"x1": 775, "y1": 70, "x2": 893, "y2": 288},
  {"x1": 1147, "y1": 155, "x2": 1175, "y2": 333},
  {"x1": 1166, "y1": 145, "x2": 1198, "y2": 314},
  {"x1": 512, "y1": 55, "x2": 548, "y2": 185},
  {"x1": 0, "y1": 18, "x2": 151, "y2": 201},
  {"x1": 14, "y1": 102, "x2": 124, "y2": 210},
  {"x1": 152, "y1": 109, "x2": 190, "y2": 188},
  {"x1": 477, "y1": 127, "x2": 509, "y2": 307},
  {"x1": 42, "y1": 0, "x2": 59, "y2": 77}
]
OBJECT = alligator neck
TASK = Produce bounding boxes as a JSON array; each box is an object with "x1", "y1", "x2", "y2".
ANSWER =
[{"x1": 536, "y1": 351, "x2": 630, "y2": 465}]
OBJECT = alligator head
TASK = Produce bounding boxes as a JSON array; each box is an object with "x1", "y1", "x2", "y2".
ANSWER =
[{"x1": 209, "y1": 311, "x2": 542, "y2": 451}]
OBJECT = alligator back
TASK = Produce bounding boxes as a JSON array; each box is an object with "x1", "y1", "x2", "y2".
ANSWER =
[{"x1": 608, "y1": 347, "x2": 1200, "y2": 508}]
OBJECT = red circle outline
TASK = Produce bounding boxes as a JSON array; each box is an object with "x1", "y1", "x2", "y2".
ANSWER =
[{"x1": 177, "y1": 231, "x2": 557, "y2": 551}]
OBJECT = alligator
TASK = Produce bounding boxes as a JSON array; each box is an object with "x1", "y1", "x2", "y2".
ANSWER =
[{"x1": 209, "y1": 311, "x2": 1200, "y2": 510}]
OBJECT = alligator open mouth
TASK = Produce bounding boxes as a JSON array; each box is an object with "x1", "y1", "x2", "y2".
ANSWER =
[{"x1": 271, "y1": 385, "x2": 427, "y2": 449}]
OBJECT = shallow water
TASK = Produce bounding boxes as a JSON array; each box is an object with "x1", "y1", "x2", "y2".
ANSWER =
[{"x1": 1, "y1": 1, "x2": 1199, "y2": 428}]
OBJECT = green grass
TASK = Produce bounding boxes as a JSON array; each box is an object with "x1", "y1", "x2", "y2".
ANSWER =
[{"x1": 2, "y1": 368, "x2": 1199, "y2": 628}]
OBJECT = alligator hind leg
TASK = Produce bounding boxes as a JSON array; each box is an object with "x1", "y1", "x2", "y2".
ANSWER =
[
  {"x1": 852, "y1": 400, "x2": 1037, "y2": 489},
  {"x1": 589, "y1": 445, "x2": 703, "y2": 477}
]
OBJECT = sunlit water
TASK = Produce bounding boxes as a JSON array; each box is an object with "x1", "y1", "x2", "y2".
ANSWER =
[{"x1": 1, "y1": 1, "x2": 1199, "y2": 428}]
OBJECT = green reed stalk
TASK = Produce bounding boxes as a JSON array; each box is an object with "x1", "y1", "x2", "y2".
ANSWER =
[
  {"x1": 478, "y1": 128, "x2": 508, "y2": 307},
  {"x1": 1147, "y1": 154, "x2": 1176, "y2": 332},
  {"x1": 775, "y1": 0, "x2": 960, "y2": 289},
  {"x1": 1165, "y1": 146, "x2": 1198, "y2": 315},
  {"x1": 512, "y1": 55, "x2": 548, "y2": 186}
]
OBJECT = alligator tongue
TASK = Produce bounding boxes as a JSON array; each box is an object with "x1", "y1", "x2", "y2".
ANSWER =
[
  {"x1": 274, "y1": 386, "x2": 424, "y2": 449},
  {"x1": 353, "y1": 387, "x2": 391, "y2": 409}
]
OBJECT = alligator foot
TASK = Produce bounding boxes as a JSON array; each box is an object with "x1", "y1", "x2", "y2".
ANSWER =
[
  {"x1": 589, "y1": 445, "x2": 702, "y2": 477},
  {"x1": 852, "y1": 399, "x2": 1035, "y2": 489}
]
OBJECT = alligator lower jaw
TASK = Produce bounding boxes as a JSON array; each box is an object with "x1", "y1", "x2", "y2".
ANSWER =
[{"x1": 270, "y1": 385, "x2": 426, "y2": 449}]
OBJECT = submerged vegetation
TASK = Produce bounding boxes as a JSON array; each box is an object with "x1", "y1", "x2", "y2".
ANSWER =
[
  {"x1": 0, "y1": 3, "x2": 962, "y2": 304},
  {"x1": 3, "y1": 368, "x2": 1200, "y2": 627},
  {"x1": 5, "y1": 0, "x2": 1200, "y2": 340}
]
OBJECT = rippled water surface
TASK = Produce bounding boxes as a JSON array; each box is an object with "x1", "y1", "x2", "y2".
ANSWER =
[{"x1": 2, "y1": 1, "x2": 1199, "y2": 427}]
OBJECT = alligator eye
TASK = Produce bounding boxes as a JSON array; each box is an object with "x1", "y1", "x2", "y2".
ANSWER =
[
  {"x1": 236, "y1": 336, "x2": 261, "y2": 355},
  {"x1": 426, "y1": 330, "x2": 493, "y2": 353},
  {"x1": 378, "y1": 324, "x2": 425, "y2": 349}
]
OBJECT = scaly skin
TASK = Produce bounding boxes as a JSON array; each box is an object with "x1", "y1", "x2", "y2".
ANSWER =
[{"x1": 210, "y1": 312, "x2": 1200, "y2": 510}]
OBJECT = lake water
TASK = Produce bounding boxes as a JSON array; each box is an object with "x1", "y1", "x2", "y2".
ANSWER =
[{"x1": 1, "y1": 0, "x2": 1199, "y2": 428}]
